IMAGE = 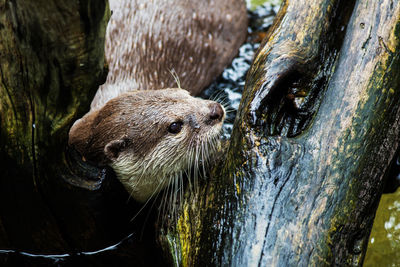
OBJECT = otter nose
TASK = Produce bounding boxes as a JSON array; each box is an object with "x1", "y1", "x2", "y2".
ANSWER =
[{"x1": 208, "y1": 103, "x2": 224, "y2": 122}]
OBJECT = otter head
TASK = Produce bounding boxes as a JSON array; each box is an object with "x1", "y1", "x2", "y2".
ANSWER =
[{"x1": 68, "y1": 88, "x2": 225, "y2": 202}]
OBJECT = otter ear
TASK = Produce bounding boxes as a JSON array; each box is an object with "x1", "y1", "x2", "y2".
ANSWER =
[{"x1": 104, "y1": 139, "x2": 129, "y2": 161}]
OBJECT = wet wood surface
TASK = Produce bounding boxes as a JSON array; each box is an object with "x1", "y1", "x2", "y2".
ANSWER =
[
  {"x1": 1, "y1": 0, "x2": 400, "y2": 266},
  {"x1": 0, "y1": 0, "x2": 106, "y2": 252},
  {"x1": 0, "y1": 1, "x2": 167, "y2": 265},
  {"x1": 169, "y1": 0, "x2": 400, "y2": 266}
]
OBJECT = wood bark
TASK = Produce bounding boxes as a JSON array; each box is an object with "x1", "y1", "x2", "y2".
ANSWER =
[
  {"x1": 0, "y1": 0, "x2": 112, "y2": 251},
  {"x1": 2, "y1": 0, "x2": 400, "y2": 266},
  {"x1": 168, "y1": 0, "x2": 400, "y2": 266},
  {"x1": 0, "y1": 1, "x2": 167, "y2": 265}
]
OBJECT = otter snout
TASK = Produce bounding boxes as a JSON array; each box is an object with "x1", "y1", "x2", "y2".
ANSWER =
[{"x1": 208, "y1": 103, "x2": 225, "y2": 124}]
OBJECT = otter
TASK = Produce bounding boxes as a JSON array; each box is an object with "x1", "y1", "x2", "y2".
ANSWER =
[
  {"x1": 69, "y1": 89, "x2": 225, "y2": 202},
  {"x1": 68, "y1": 0, "x2": 247, "y2": 202}
]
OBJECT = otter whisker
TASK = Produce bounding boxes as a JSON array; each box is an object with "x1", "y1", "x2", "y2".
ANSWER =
[
  {"x1": 201, "y1": 140, "x2": 207, "y2": 179},
  {"x1": 215, "y1": 97, "x2": 230, "y2": 111},
  {"x1": 130, "y1": 174, "x2": 167, "y2": 223},
  {"x1": 169, "y1": 174, "x2": 178, "y2": 218},
  {"x1": 179, "y1": 172, "x2": 184, "y2": 208},
  {"x1": 194, "y1": 142, "x2": 201, "y2": 189},
  {"x1": 189, "y1": 137, "x2": 199, "y2": 193},
  {"x1": 173, "y1": 181, "x2": 178, "y2": 219},
  {"x1": 209, "y1": 91, "x2": 224, "y2": 103},
  {"x1": 158, "y1": 175, "x2": 172, "y2": 223},
  {"x1": 168, "y1": 68, "x2": 182, "y2": 90}
]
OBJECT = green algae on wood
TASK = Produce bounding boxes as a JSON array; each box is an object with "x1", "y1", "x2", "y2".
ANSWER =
[{"x1": 165, "y1": 0, "x2": 400, "y2": 266}]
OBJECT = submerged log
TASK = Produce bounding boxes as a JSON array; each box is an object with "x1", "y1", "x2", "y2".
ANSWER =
[{"x1": 169, "y1": 0, "x2": 400, "y2": 265}]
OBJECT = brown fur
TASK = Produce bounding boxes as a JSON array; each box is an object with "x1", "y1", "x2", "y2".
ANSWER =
[
  {"x1": 68, "y1": 0, "x2": 247, "y2": 202},
  {"x1": 91, "y1": 0, "x2": 248, "y2": 110},
  {"x1": 69, "y1": 89, "x2": 223, "y2": 166},
  {"x1": 69, "y1": 89, "x2": 225, "y2": 202}
]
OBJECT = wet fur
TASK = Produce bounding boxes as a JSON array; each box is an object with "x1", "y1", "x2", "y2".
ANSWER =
[
  {"x1": 91, "y1": 0, "x2": 247, "y2": 110},
  {"x1": 69, "y1": 0, "x2": 246, "y2": 203},
  {"x1": 69, "y1": 89, "x2": 224, "y2": 202}
]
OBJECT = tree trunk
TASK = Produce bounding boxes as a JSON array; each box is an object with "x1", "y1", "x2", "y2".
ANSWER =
[
  {"x1": 0, "y1": 2, "x2": 167, "y2": 265},
  {"x1": 168, "y1": 0, "x2": 400, "y2": 266},
  {"x1": 2, "y1": 0, "x2": 400, "y2": 266},
  {"x1": 0, "y1": 0, "x2": 114, "y2": 251}
]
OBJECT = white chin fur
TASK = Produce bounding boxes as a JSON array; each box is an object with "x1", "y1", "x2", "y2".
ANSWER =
[{"x1": 110, "y1": 122, "x2": 223, "y2": 203}]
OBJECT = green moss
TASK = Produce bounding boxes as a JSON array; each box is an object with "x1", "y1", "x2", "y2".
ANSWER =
[{"x1": 248, "y1": 0, "x2": 282, "y2": 10}]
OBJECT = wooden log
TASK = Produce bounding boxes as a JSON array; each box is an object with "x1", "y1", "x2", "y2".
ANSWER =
[
  {"x1": 0, "y1": 2, "x2": 170, "y2": 264},
  {"x1": 168, "y1": 0, "x2": 400, "y2": 265},
  {"x1": 0, "y1": 0, "x2": 146, "y2": 254}
]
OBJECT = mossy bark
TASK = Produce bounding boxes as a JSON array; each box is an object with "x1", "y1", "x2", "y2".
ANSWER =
[
  {"x1": 169, "y1": 0, "x2": 400, "y2": 266},
  {"x1": 2, "y1": 0, "x2": 399, "y2": 266}
]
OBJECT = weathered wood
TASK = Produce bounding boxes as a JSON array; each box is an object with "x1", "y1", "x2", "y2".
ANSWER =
[
  {"x1": 169, "y1": 0, "x2": 400, "y2": 265},
  {"x1": 2, "y1": 0, "x2": 399, "y2": 265},
  {"x1": 0, "y1": 0, "x2": 149, "y2": 255},
  {"x1": 0, "y1": 2, "x2": 171, "y2": 265}
]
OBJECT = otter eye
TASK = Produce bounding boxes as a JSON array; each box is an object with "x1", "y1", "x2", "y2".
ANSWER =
[{"x1": 168, "y1": 121, "x2": 183, "y2": 134}]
